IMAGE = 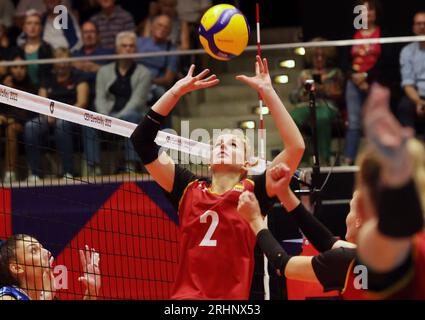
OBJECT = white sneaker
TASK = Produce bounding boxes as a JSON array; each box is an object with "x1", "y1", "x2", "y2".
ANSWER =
[{"x1": 3, "y1": 171, "x2": 17, "y2": 183}]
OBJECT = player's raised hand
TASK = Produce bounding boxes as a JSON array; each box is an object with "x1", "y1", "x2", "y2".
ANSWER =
[
  {"x1": 172, "y1": 64, "x2": 220, "y2": 97},
  {"x1": 267, "y1": 163, "x2": 292, "y2": 199},
  {"x1": 364, "y1": 83, "x2": 414, "y2": 187},
  {"x1": 237, "y1": 191, "x2": 266, "y2": 235},
  {"x1": 236, "y1": 55, "x2": 273, "y2": 93},
  {"x1": 78, "y1": 245, "x2": 101, "y2": 299}
]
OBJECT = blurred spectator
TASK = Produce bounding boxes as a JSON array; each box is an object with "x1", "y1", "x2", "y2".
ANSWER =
[
  {"x1": 24, "y1": 48, "x2": 89, "y2": 181},
  {"x1": 0, "y1": 0, "x2": 15, "y2": 28},
  {"x1": 290, "y1": 39, "x2": 344, "y2": 164},
  {"x1": 71, "y1": 0, "x2": 99, "y2": 24},
  {"x1": 0, "y1": 49, "x2": 36, "y2": 183},
  {"x1": 90, "y1": 0, "x2": 135, "y2": 50},
  {"x1": 93, "y1": 31, "x2": 151, "y2": 174},
  {"x1": 42, "y1": 0, "x2": 82, "y2": 52},
  {"x1": 343, "y1": 0, "x2": 382, "y2": 165},
  {"x1": 140, "y1": 0, "x2": 190, "y2": 50},
  {"x1": 14, "y1": 0, "x2": 71, "y2": 28},
  {"x1": 73, "y1": 21, "x2": 114, "y2": 107},
  {"x1": 177, "y1": 0, "x2": 210, "y2": 49},
  {"x1": 73, "y1": 20, "x2": 114, "y2": 176},
  {"x1": 397, "y1": 11, "x2": 425, "y2": 133},
  {"x1": 0, "y1": 24, "x2": 11, "y2": 78},
  {"x1": 18, "y1": 10, "x2": 53, "y2": 88},
  {"x1": 138, "y1": 14, "x2": 178, "y2": 119}
]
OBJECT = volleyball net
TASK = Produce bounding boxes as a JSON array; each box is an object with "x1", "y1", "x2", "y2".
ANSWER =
[{"x1": 0, "y1": 35, "x2": 423, "y2": 300}]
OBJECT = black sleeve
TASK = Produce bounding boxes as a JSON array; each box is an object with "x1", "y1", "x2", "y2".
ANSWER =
[
  {"x1": 289, "y1": 204, "x2": 338, "y2": 252},
  {"x1": 363, "y1": 252, "x2": 414, "y2": 297},
  {"x1": 162, "y1": 165, "x2": 198, "y2": 211},
  {"x1": 378, "y1": 180, "x2": 424, "y2": 238},
  {"x1": 252, "y1": 172, "x2": 276, "y2": 216},
  {"x1": 311, "y1": 247, "x2": 356, "y2": 292}
]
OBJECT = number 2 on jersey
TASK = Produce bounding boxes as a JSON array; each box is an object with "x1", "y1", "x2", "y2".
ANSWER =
[{"x1": 199, "y1": 211, "x2": 219, "y2": 247}]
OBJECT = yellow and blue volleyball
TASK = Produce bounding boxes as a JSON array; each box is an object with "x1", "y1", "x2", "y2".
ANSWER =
[{"x1": 199, "y1": 4, "x2": 250, "y2": 61}]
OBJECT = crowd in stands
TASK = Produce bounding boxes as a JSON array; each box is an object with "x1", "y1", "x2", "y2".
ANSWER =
[{"x1": 0, "y1": 0, "x2": 424, "y2": 182}]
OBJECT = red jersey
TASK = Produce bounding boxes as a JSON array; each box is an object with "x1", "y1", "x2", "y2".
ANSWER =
[
  {"x1": 166, "y1": 166, "x2": 271, "y2": 300},
  {"x1": 343, "y1": 232, "x2": 425, "y2": 300},
  {"x1": 351, "y1": 27, "x2": 381, "y2": 73}
]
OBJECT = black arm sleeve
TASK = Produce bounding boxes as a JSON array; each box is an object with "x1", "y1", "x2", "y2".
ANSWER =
[
  {"x1": 289, "y1": 204, "x2": 338, "y2": 252},
  {"x1": 252, "y1": 172, "x2": 276, "y2": 216},
  {"x1": 311, "y1": 247, "x2": 357, "y2": 292},
  {"x1": 363, "y1": 252, "x2": 414, "y2": 295},
  {"x1": 130, "y1": 109, "x2": 165, "y2": 165},
  {"x1": 162, "y1": 165, "x2": 198, "y2": 211},
  {"x1": 257, "y1": 229, "x2": 292, "y2": 276},
  {"x1": 378, "y1": 180, "x2": 424, "y2": 238}
]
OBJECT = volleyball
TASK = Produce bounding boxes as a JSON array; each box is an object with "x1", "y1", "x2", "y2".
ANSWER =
[{"x1": 199, "y1": 4, "x2": 250, "y2": 61}]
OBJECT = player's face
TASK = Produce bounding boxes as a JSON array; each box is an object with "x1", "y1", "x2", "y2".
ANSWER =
[
  {"x1": 345, "y1": 191, "x2": 361, "y2": 243},
  {"x1": 313, "y1": 48, "x2": 326, "y2": 70},
  {"x1": 14, "y1": 237, "x2": 52, "y2": 282},
  {"x1": 210, "y1": 134, "x2": 248, "y2": 173}
]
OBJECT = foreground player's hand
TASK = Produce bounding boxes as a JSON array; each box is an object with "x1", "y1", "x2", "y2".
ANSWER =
[
  {"x1": 79, "y1": 245, "x2": 101, "y2": 298},
  {"x1": 267, "y1": 163, "x2": 291, "y2": 199},
  {"x1": 40, "y1": 257, "x2": 56, "y2": 300},
  {"x1": 236, "y1": 55, "x2": 273, "y2": 94},
  {"x1": 171, "y1": 64, "x2": 219, "y2": 97},
  {"x1": 364, "y1": 83, "x2": 414, "y2": 187},
  {"x1": 237, "y1": 191, "x2": 266, "y2": 235}
]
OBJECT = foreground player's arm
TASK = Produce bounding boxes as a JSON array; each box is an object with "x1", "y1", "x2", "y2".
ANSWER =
[
  {"x1": 357, "y1": 84, "x2": 423, "y2": 273},
  {"x1": 270, "y1": 164, "x2": 355, "y2": 252},
  {"x1": 237, "y1": 192, "x2": 354, "y2": 289},
  {"x1": 131, "y1": 65, "x2": 219, "y2": 192},
  {"x1": 236, "y1": 56, "x2": 305, "y2": 197}
]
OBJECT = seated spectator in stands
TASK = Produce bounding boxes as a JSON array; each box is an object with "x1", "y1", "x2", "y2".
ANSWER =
[
  {"x1": 0, "y1": 50, "x2": 35, "y2": 183},
  {"x1": 397, "y1": 11, "x2": 425, "y2": 134},
  {"x1": 93, "y1": 31, "x2": 151, "y2": 174},
  {"x1": 0, "y1": 24, "x2": 12, "y2": 78},
  {"x1": 343, "y1": 0, "x2": 382, "y2": 165},
  {"x1": 24, "y1": 48, "x2": 89, "y2": 181},
  {"x1": 42, "y1": 0, "x2": 82, "y2": 52},
  {"x1": 73, "y1": 21, "x2": 114, "y2": 176},
  {"x1": 0, "y1": 0, "x2": 15, "y2": 29},
  {"x1": 73, "y1": 21, "x2": 114, "y2": 107},
  {"x1": 90, "y1": 0, "x2": 135, "y2": 50},
  {"x1": 138, "y1": 14, "x2": 178, "y2": 120},
  {"x1": 290, "y1": 39, "x2": 344, "y2": 164},
  {"x1": 139, "y1": 0, "x2": 189, "y2": 51},
  {"x1": 18, "y1": 10, "x2": 53, "y2": 89},
  {"x1": 177, "y1": 0, "x2": 210, "y2": 48},
  {"x1": 14, "y1": 0, "x2": 71, "y2": 29}
]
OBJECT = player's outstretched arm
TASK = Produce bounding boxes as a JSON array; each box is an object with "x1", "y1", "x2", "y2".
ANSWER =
[
  {"x1": 131, "y1": 65, "x2": 219, "y2": 192},
  {"x1": 269, "y1": 163, "x2": 355, "y2": 251},
  {"x1": 357, "y1": 84, "x2": 422, "y2": 273},
  {"x1": 237, "y1": 191, "x2": 319, "y2": 283},
  {"x1": 236, "y1": 56, "x2": 305, "y2": 196}
]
